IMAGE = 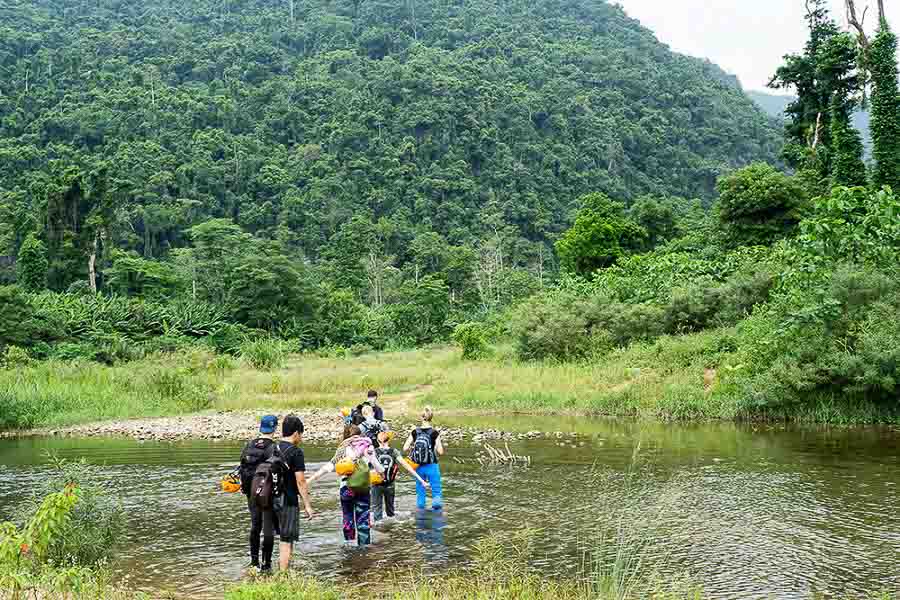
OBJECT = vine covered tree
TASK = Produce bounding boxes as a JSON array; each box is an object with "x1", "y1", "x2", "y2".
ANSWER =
[
  {"x1": 16, "y1": 233, "x2": 48, "y2": 292},
  {"x1": 821, "y1": 33, "x2": 867, "y2": 186},
  {"x1": 869, "y1": 23, "x2": 900, "y2": 189}
]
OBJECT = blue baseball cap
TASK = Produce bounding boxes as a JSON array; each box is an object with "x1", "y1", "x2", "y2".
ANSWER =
[{"x1": 259, "y1": 415, "x2": 278, "y2": 434}]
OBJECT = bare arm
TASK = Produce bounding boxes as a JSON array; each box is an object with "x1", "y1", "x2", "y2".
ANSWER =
[
  {"x1": 399, "y1": 454, "x2": 429, "y2": 487},
  {"x1": 435, "y1": 435, "x2": 445, "y2": 456},
  {"x1": 295, "y1": 471, "x2": 314, "y2": 518},
  {"x1": 306, "y1": 462, "x2": 334, "y2": 484},
  {"x1": 403, "y1": 434, "x2": 413, "y2": 453}
]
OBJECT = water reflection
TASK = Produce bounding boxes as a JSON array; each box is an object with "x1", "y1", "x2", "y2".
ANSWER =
[
  {"x1": 0, "y1": 420, "x2": 898, "y2": 599},
  {"x1": 415, "y1": 509, "x2": 449, "y2": 566}
]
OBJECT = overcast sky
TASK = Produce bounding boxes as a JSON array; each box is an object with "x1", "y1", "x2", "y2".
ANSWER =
[{"x1": 615, "y1": 0, "x2": 900, "y2": 93}]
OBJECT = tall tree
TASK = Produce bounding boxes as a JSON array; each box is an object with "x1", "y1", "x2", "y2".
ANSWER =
[{"x1": 770, "y1": 0, "x2": 842, "y2": 175}]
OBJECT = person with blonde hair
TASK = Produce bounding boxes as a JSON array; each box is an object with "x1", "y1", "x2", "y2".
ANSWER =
[
  {"x1": 403, "y1": 406, "x2": 444, "y2": 510},
  {"x1": 359, "y1": 403, "x2": 389, "y2": 443}
]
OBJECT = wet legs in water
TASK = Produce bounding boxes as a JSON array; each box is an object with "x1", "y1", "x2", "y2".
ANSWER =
[
  {"x1": 247, "y1": 499, "x2": 274, "y2": 569},
  {"x1": 415, "y1": 506, "x2": 448, "y2": 564},
  {"x1": 415, "y1": 463, "x2": 443, "y2": 509},
  {"x1": 372, "y1": 483, "x2": 396, "y2": 521},
  {"x1": 340, "y1": 488, "x2": 372, "y2": 546}
]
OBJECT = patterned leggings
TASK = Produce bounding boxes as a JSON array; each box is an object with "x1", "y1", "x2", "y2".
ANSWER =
[{"x1": 340, "y1": 487, "x2": 372, "y2": 546}]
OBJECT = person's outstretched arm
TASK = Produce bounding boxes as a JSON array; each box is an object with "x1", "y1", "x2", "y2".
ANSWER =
[
  {"x1": 399, "y1": 454, "x2": 429, "y2": 488},
  {"x1": 306, "y1": 461, "x2": 334, "y2": 484}
]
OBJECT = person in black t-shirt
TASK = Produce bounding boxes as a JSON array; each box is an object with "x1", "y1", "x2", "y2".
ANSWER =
[
  {"x1": 275, "y1": 415, "x2": 314, "y2": 571},
  {"x1": 366, "y1": 389, "x2": 384, "y2": 421},
  {"x1": 404, "y1": 406, "x2": 444, "y2": 510}
]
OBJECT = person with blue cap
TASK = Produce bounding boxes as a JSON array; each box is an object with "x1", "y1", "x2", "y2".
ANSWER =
[{"x1": 238, "y1": 415, "x2": 279, "y2": 572}]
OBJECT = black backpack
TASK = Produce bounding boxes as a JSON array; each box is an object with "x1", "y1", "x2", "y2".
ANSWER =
[
  {"x1": 239, "y1": 438, "x2": 274, "y2": 495},
  {"x1": 410, "y1": 428, "x2": 436, "y2": 465},
  {"x1": 250, "y1": 443, "x2": 286, "y2": 510},
  {"x1": 350, "y1": 405, "x2": 365, "y2": 426},
  {"x1": 376, "y1": 447, "x2": 399, "y2": 484}
]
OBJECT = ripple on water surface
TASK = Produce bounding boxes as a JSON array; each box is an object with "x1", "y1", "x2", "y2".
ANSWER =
[{"x1": 0, "y1": 422, "x2": 898, "y2": 599}]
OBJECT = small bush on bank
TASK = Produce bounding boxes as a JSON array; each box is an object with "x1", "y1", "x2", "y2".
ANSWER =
[
  {"x1": 452, "y1": 322, "x2": 491, "y2": 360},
  {"x1": 1, "y1": 345, "x2": 32, "y2": 368},
  {"x1": 510, "y1": 292, "x2": 595, "y2": 361},
  {"x1": 241, "y1": 338, "x2": 286, "y2": 370}
]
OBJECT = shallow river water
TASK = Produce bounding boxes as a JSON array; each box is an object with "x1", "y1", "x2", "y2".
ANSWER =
[{"x1": 0, "y1": 417, "x2": 898, "y2": 599}]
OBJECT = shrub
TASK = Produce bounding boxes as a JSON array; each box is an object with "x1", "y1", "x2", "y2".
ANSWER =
[
  {"x1": 1, "y1": 345, "x2": 32, "y2": 368},
  {"x1": 600, "y1": 303, "x2": 664, "y2": 346},
  {"x1": 50, "y1": 342, "x2": 100, "y2": 362},
  {"x1": 663, "y1": 286, "x2": 721, "y2": 333},
  {"x1": 511, "y1": 292, "x2": 593, "y2": 361},
  {"x1": 13, "y1": 456, "x2": 125, "y2": 568},
  {"x1": 241, "y1": 338, "x2": 286, "y2": 370},
  {"x1": 726, "y1": 263, "x2": 900, "y2": 413},
  {"x1": 716, "y1": 163, "x2": 809, "y2": 247},
  {"x1": 452, "y1": 322, "x2": 491, "y2": 360}
]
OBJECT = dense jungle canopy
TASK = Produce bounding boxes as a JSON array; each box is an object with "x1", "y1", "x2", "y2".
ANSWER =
[{"x1": 0, "y1": 0, "x2": 780, "y2": 289}]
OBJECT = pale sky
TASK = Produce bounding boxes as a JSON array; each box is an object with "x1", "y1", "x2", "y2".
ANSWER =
[{"x1": 615, "y1": 0, "x2": 900, "y2": 93}]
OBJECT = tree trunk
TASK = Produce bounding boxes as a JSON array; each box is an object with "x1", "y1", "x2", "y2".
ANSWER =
[
  {"x1": 811, "y1": 111, "x2": 823, "y2": 149},
  {"x1": 88, "y1": 233, "x2": 99, "y2": 293},
  {"x1": 845, "y1": 0, "x2": 871, "y2": 51}
]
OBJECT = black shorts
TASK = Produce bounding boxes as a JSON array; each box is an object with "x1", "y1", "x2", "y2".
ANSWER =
[{"x1": 276, "y1": 505, "x2": 300, "y2": 543}]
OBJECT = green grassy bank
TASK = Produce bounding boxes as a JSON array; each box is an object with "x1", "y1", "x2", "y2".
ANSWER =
[
  {"x1": 2, "y1": 337, "x2": 898, "y2": 432},
  {"x1": 4, "y1": 570, "x2": 894, "y2": 600}
]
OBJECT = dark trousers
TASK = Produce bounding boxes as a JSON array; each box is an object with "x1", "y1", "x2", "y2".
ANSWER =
[
  {"x1": 340, "y1": 487, "x2": 372, "y2": 546},
  {"x1": 247, "y1": 497, "x2": 275, "y2": 567},
  {"x1": 371, "y1": 483, "x2": 396, "y2": 521}
]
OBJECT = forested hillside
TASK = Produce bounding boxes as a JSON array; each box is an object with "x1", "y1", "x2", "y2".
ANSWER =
[{"x1": 0, "y1": 0, "x2": 780, "y2": 301}]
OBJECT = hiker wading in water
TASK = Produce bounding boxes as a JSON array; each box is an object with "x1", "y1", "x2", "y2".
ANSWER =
[
  {"x1": 239, "y1": 415, "x2": 278, "y2": 572},
  {"x1": 274, "y1": 415, "x2": 315, "y2": 570},
  {"x1": 308, "y1": 425, "x2": 385, "y2": 546},
  {"x1": 404, "y1": 406, "x2": 444, "y2": 510}
]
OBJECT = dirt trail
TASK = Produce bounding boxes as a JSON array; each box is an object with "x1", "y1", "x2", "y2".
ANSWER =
[{"x1": 381, "y1": 384, "x2": 434, "y2": 416}]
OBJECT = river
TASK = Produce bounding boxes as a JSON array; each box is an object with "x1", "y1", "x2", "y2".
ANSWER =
[{"x1": 0, "y1": 417, "x2": 898, "y2": 598}]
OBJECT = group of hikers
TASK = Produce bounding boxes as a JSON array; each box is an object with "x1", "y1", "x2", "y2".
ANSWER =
[{"x1": 236, "y1": 390, "x2": 444, "y2": 573}]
